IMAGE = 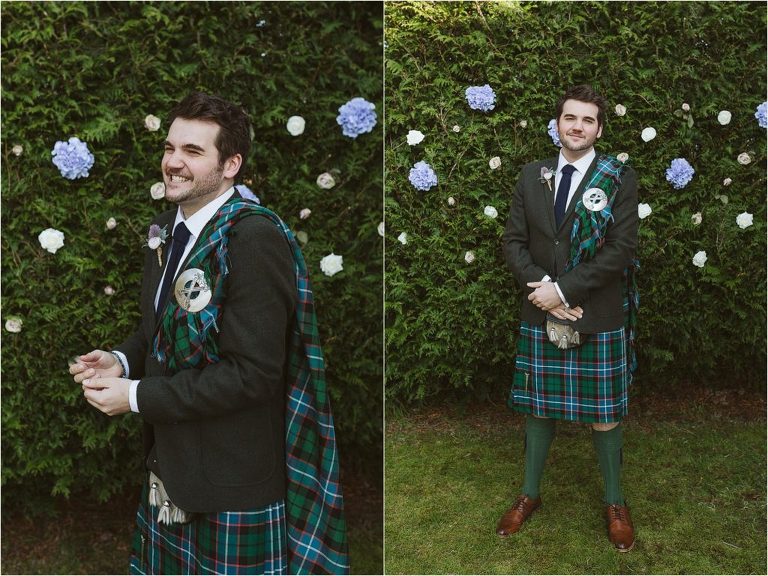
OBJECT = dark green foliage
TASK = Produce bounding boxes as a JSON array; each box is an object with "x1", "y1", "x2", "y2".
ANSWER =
[
  {"x1": 385, "y1": 1, "x2": 766, "y2": 403},
  {"x1": 2, "y1": 1, "x2": 383, "y2": 508}
]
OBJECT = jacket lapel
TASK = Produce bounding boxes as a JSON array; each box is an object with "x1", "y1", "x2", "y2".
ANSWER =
[
  {"x1": 144, "y1": 212, "x2": 176, "y2": 333},
  {"x1": 538, "y1": 158, "x2": 558, "y2": 233}
]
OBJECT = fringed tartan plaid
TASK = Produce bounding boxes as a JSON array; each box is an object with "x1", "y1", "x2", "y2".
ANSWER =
[
  {"x1": 567, "y1": 155, "x2": 639, "y2": 373},
  {"x1": 151, "y1": 196, "x2": 349, "y2": 574},
  {"x1": 509, "y1": 321, "x2": 630, "y2": 423}
]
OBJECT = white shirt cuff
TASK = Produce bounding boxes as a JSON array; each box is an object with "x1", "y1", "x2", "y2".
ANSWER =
[
  {"x1": 554, "y1": 282, "x2": 569, "y2": 308},
  {"x1": 542, "y1": 274, "x2": 551, "y2": 282},
  {"x1": 129, "y1": 380, "x2": 140, "y2": 413},
  {"x1": 112, "y1": 350, "x2": 130, "y2": 378}
]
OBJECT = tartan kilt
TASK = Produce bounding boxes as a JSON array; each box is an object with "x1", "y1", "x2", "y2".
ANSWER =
[
  {"x1": 508, "y1": 321, "x2": 631, "y2": 423},
  {"x1": 129, "y1": 478, "x2": 288, "y2": 575}
]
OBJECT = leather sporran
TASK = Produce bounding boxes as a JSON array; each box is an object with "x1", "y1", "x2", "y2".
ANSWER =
[{"x1": 546, "y1": 314, "x2": 581, "y2": 350}]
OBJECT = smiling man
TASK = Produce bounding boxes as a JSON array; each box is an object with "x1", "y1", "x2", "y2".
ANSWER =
[
  {"x1": 70, "y1": 92, "x2": 348, "y2": 574},
  {"x1": 499, "y1": 85, "x2": 640, "y2": 551}
]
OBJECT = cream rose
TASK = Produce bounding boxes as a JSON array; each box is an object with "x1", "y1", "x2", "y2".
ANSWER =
[
  {"x1": 691, "y1": 212, "x2": 702, "y2": 226},
  {"x1": 397, "y1": 232, "x2": 408, "y2": 245},
  {"x1": 106, "y1": 217, "x2": 117, "y2": 230},
  {"x1": 692, "y1": 250, "x2": 707, "y2": 268},
  {"x1": 377, "y1": 221, "x2": 385, "y2": 237},
  {"x1": 737, "y1": 152, "x2": 752, "y2": 165},
  {"x1": 5, "y1": 316, "x2": 23, "y2": 333},
  {"x1": 406, "y1": 130, "x2": 425, "y2": 146},
  {"x1": 736, "y1": 212, "x2": 753, "y2": 229},
  {"x1": 104, "y1": 286, "x2": 115, "y2": 296},
  {"x1": 316, "y1": 172, "x2": 336, "y2": 189},
  {"x1": 144, "y1": 114, "x2": 161, "y2": 132},
  {"x1": 464, "y1": 250, "x2": 475, "y2": 264},
  {"x1": 150, "y1": 182, "x2": 166, "y2": 200},
  {"x1": 286, "y1": 116, "x2": 306, "y2": 136},
  {"x1": 641, "y1": 127, "x2": 656, "y2": 142},
  {"x1": 638, "y1": 203, "x2": 652, "y2": 219},
  {"x1": 11, "y1": 144, "x2": 23, "y2": 156},
  {"x1": 320, "y1": 253, "x2": 343, "y2": 276},
  {"x1": 489, "y1": 156, "x2": 501, "y2": 170},
  {"x1": 723, "y1": 177, "x2": 732, "y2": 186},
  {"x1": 300, "y1": 208, "x2": 312, "y2": 220},
  {"x1": 484, "y1": 205, "x2": 498, "y2": 219},
  {"x1": 38, "y1": 228, "x2": 65, "y2": 254},
  {"x1": 717, "y1": 110, "x2": 732, "y2": 125},
  {"x1": 447, "y1": 196, "x2": 456, "y2": 206},
  {"x1": 615, "y1": 104, "x2": 627, "y2": 116},
  {"x1": 617, "y1": 152, "x2": 629, "y2": 163},
  {"x1": 452, "y1": 125, "x2": 460, "y2": 133}
]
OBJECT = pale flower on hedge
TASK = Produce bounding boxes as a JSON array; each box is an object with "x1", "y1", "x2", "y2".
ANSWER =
[
  {"x1": 320, "y1": 253, "x2": 343, "y2": 276},
  {"x1": 11, "y1": 144, "x2": 23, "y2": 156},
  {"x1": 299, "y1": 208, "x2": 312, "y2": 220},
  {"x1": 681, "y1": 103, "x2": 690, "y2": 112},
  {"x1": 691, "y1": 212, "x2": 702, "y2": 226},
  {"x1": 464, "y1": 250, "x2": 476, "y2": 264},
  {"x1": 286, "y1": 116, "x2": 306, "y2": 136},
  {"x1": 406, "y1": 130, "x2": 425, "y2": 146},
  {"x1": 104, "y1": 285, "x2": 115, "y2": 296},
  {"x1": 723, "y1": 177, "x2": 732, "y2": 186},
  {"x1": 51, "y1": 137, "x2": 95, "y2": 179},
  {"x1": 737, "y1": 152, "x2": 751, "y2": 165},
  {"x1": 38, "y1": 228, "x2": 65, "y2": 254},
  {"x1": 615, "y1": 104, "x2": 627, "y2": 116},
  {"x1": 377, "y1": 221, "x2": 385, "y2": 237},
  {"x1": 316, "y1": 172, "x2": 336, "y2": 189},
  {"x1": 641, "y1": 127, "x2": 656, "y2": 142},
  {"x1": 692, "y1": 251, "x2": 707, "y2": 268},
  {"x1": 616, "y1": 152, "x2": 629, "y2": 163},
  {"x1": 736, "y1": 212, "x2": 753, "y2": 229},
  {"x1": 336, "y1": 97, "x2": 377, "y2": 138},
  {"x1": 519, "y1": 120, "x2": 528, "y2": 128},
  {"x1": 106, "y1": 217, "x2": 117, "y2": 230},
  {"x1": 397, "y1": 232, "x2": 408, "y2": 245},
  {"x1": 144, "y1": 114, "x2": 161, "y2": 132},
  {"x1": 5, "y1": 316, "x2": 23, "y2": 333},
  {"x1": 452, "y1": 125, "x2": 460, "y2": 133},
  {"x1": 447, "y1": 196, "x2": 456, "y2": 206},
  {"x1": 638, "y1": 203, "x2": 652, "y2": 219},
  {"x1": 150, "y1": 182, "x2": 166, "y2": 200},
  {"x1": 717, "y1": 110, "x2": 732, "y2": 125},
  {"x1": 489, "y1": 156, "x2": 501, "y2": 170},
  {"x1": 484, "y1": 205, "x2": 498, "y2": 219}
]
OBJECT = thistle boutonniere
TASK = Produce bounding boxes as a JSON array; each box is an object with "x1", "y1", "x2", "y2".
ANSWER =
[
  {"x1": 540, "y1": 167, "x2": 554, "y2": 192},
  {"x1": 144, "y1": 224, "x2": 168, "y2": 267}
]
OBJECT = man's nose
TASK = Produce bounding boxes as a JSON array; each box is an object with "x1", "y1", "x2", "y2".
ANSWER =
[{"x1": 164, "y1": 151, "x2": 184, "y2": 169}]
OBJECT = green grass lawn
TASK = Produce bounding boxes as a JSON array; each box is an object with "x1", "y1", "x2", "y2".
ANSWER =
[{"x1": 385, "y1": 392, "x2": 766, "y2": 575}]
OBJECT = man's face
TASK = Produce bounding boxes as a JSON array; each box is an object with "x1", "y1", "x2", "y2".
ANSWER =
[
  {"x1": 161, "y1": 118, "x2": 235, "y2": 214},
  {"x1": 557, "y1": 99, "x2": 602, "y2": 154}
]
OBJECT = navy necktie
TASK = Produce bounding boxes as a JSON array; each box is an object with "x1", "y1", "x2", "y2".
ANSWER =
[
  {"x1": 554, "y1": 164, "x2": 576, "y2": 229},
  {"x1": 156, "y1": 221, "x2": 191, "y2": 317}
]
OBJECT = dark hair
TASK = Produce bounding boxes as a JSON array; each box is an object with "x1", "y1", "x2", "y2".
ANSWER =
[
  {"x1": 555, "y1": 84, "x2": 607, "y2": 129},
  {"x1": 168, "y1": 92, "x2": 251, "y2": 179}
]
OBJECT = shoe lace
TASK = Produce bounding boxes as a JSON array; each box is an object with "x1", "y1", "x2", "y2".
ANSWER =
[
  {"x1": 513, "y1": 496, "x2": 529, "y2": 512},
  {"x1": 609, "y1": 504, "x2": 627, "y2": 521}
]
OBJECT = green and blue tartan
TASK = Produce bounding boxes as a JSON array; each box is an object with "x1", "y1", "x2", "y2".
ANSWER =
[{"x1": 150, "y1": 196, "x2": 349, "y2": 574}]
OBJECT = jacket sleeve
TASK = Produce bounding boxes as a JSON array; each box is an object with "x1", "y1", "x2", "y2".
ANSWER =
[
  {"x1": 503, "y1": 167, "x2": 550, "y2": 286},
  {"x1": 115, "y1": 325, "x2": 147, "y2": 380},
  {"x1": 135, "y1": 216, "x2": 297, "y2": 424},
  {"x1": 556, "y1": 167, "x2": 639, "y2": 306}
]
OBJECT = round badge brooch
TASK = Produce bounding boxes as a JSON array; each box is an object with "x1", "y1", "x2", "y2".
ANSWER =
[
  {"x1": 582, "y1": 188, "x2": 608, "y2": 212},
  {"x1": 174, "y1": 268, "x2": 212, "y2": 312}
]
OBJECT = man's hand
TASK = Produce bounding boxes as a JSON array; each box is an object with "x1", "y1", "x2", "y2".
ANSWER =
[
  {"x1": 548, "y1": 304, "x2": 584, "y2": 322},
  {"x1": 82, "y1": 377, "x2": 131, "y2": 416},
  {"x1": 69, "y1": 349, "x2": 122, "y2": 384},
  {"x1": 527, "y1": 281, "x2": 562, "y2": 311}
]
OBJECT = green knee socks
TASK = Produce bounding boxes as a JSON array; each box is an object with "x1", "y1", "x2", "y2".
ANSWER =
[
  {"x1": 521, "y1": 416, "x2": 556, "y2": 499},
  {"x1": 592, "y1": 424, "x2": 625, "y2": 505}
]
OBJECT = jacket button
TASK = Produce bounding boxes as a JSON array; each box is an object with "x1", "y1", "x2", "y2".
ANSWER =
[{"x1": 554, "y1": 240, "x2": 560, "y2": 245}]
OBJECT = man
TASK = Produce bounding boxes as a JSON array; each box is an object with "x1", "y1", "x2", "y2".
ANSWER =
[
  {"x1": 498, "y1": 85, "x2": 639, "y2": 552},
  {"x1": 70, "y1": 92, "x2": 348, "y2": 574}
]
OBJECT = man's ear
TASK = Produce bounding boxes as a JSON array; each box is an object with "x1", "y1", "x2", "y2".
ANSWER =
[
  {"x1": 223, "y1": 154, "x2": 242, "y2": 179},
  {"x1": 596, "y1": 124, "x2": 603, "y2": 139}
]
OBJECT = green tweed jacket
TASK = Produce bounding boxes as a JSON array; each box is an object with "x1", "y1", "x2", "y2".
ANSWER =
[
  {"x1": 502, "y1": 153, "x2": 639, "y2": 334},
  {"x1": 116, "y1": 197, "x2": 297, "y2": 513}
]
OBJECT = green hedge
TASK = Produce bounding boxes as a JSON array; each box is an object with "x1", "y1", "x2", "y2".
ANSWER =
[
  {"x1": 385, "y1": 1, "x2": 766, "y2": 403},
  {"x1": 1, "y1": 1, "x2": 383, "y2": 508}
]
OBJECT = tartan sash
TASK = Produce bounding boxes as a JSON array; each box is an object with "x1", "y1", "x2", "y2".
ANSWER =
[
  {"x1": 152, "y1": 196, "x2": 350, "y2": 574},
  {"x1": 566, "y1": 155, "x2": 639, "y2": 373}
]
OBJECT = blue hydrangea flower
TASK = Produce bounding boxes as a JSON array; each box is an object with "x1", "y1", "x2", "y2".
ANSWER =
[
  {"x1": 51, "y1": 137, "x2": 94, "y2": 179},
  {"x1": 755, "y1": 101, "x2": 767, "y2": 129},
  {"x1": 465, "y1": 84, "x2": 496, "y2": 112},
  {"x1": 547, "y1": 119, "x2": 562, "y2": 147},
  {"x1": 665, "y1": 158, "x2": 695, "y2": 189},
  {"x1": 408, "y1": 161, "x2": 438, "y2": 191},
  {"x1": 336, "y1": 97, "x2": 377, "y2": 138}
]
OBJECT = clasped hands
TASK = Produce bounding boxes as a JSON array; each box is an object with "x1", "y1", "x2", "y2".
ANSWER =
[
  {"x1": 527, "y1": 281, "x2": 583, "y2": 322},
  {"x1": 69, "y1": 350, "x2": 131, "y2": 416}
]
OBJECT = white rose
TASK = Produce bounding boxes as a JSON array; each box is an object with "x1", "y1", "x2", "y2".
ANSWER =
[
  {"x1": 286, "y1": 116, "x2": 306, "y2": 136},
  {"x1": 489, "y1": 156, "x2": 501, "y2": 170},
  {"x1": 299, "y1": 208, "x2": 312, "y2": 220},
  {"x1": 38, "y1": 228, "x2": 65, "y2": 254},
  {"x1": 615, "y1": 104, "x2": 627, "y2": 116},
  {"x1": 737, "y1": 152, "x2": 751, "y2": 165},
  {"x1": 681, "y1": 103, "x2": 690, "y2": 112},
  {"x1": 519, "y1": 120, "x2": 528, "y2": 128},
  {"x1": 723, "y1": 177, "x2": 732, "y2": 186},
  {"x1": 452, "y1": 125, "x2": 460, "y2": 133},
  {"x1": 692, "y1": 250, "x2": 707, "y2": 268},
  {"x1": 296, "y1": 231, "x2": 309, "y2": 244},
  {"x1": 464, "y1": 250, "x2": 476, "y2": 264},
  {"x1": 320, "y1": 253, "x2": 343, "y2": 277},
  {"x1": 691, "y1": 212, "x2": 702, "y2": 226},
  {"x1": 150, "y1": 182, "x2": 165, "y2": 200},
  {"x1": 316, "y1": 172, "x2": 336, "y2": 189},
  {"x1": 377, "y1": 221, "x2": 385, "y2": 237},
  {"x1": 717, "y1": 110, "x2": 732, "y2": 125},
  {"x1": 104, "y1": 285, "x2": 115, "y2": 296},
  {"x1": 736, "y1": 212, "x2": 754, "y2": 229},
  {"x1": 144, "y1": 114, "x2": 161, "y2": 132},
  {"x1": 147, "y1": 237, "x2": 162, "y2": 250},
  {"x1": 484, "y1": 205, "x2": 498, "y2": 219},
  {"x1": 447, "y1": 196, "x2": 456, "y2": 206},
  {"x1": 106, "y1": 217, "x2": 117, "y2": 230},
  {"x1": 616, "y1": 152, "x2": 629, "y2": 163},
  {"x1": 406, "y1": 130, "x2": 425, "y2": 146},
  {"x1": 638, "y1": 203, "x2": 652, "y2": 219},
  {"x1": 11, "y1": 144, "x2": 23, "y2": 156},
  {"x1": 397, "y1": 232, "x2": 408, "y2": 245},
  {"x1": 5, "y1": 316, "x2": 23, "y2": 333},
  {"x1": 641, "y1": 127, "x2": 656, "y2": 142}
]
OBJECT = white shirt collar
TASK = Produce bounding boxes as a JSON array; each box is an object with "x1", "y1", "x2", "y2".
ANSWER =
[
  {"x1": 556, "y1": 148, "x2": 596, "y2": 176},
  {"x1": 172, "y1": 186, "x2": 236, "y2": 238}
]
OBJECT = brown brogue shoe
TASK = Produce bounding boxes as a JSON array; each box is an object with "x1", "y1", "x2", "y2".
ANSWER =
[
  {"x1": 605, "y1": 503, "x2": 635, "y2": 552},
  {"x1": 496, "y1": 495, "x2": 541, "y2": 536}
]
